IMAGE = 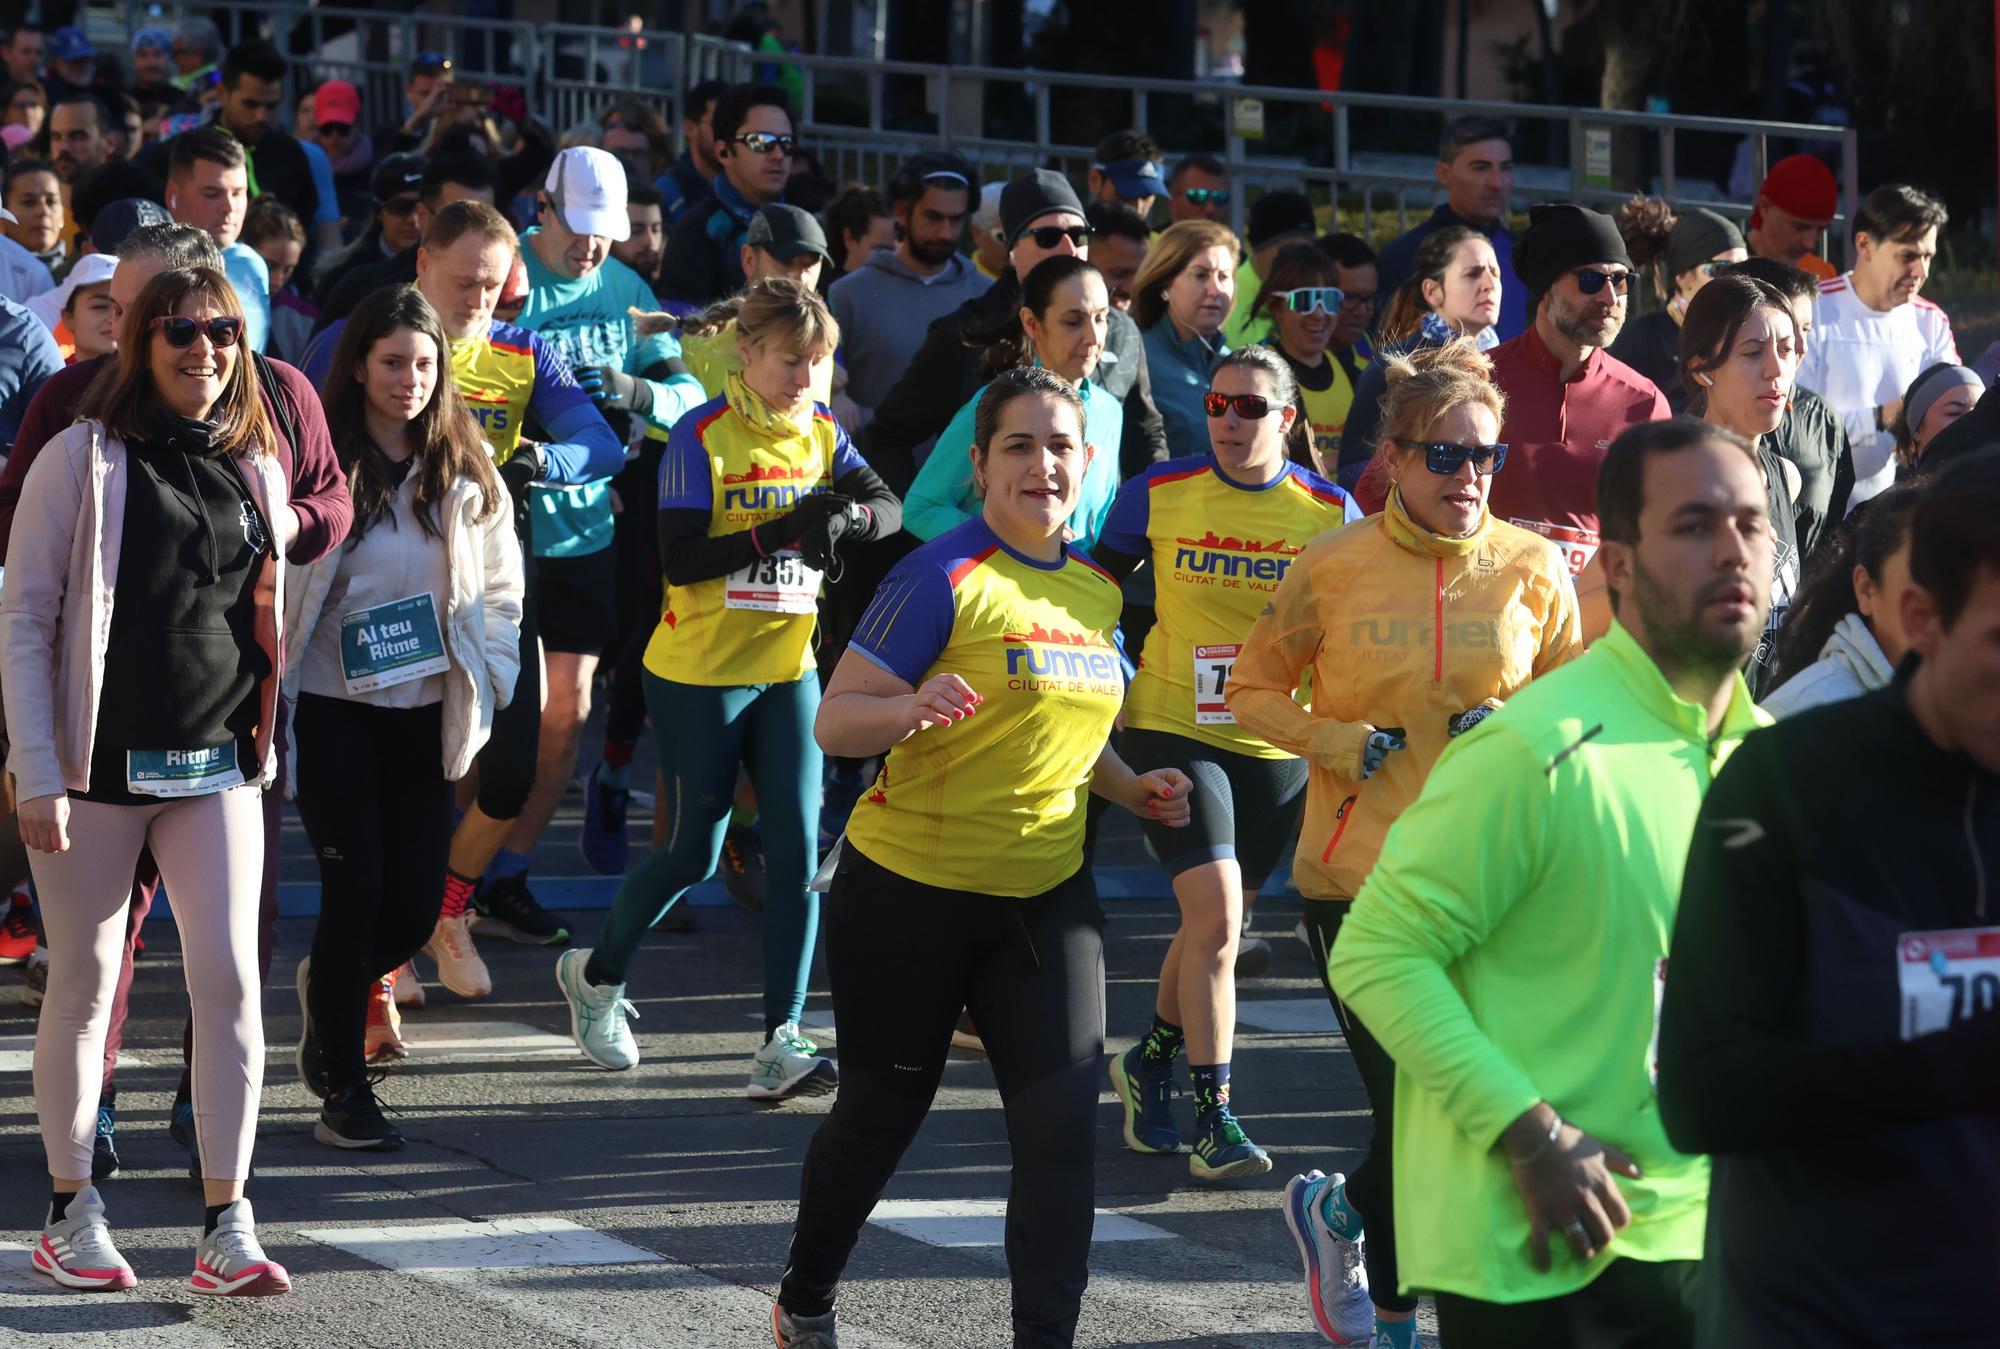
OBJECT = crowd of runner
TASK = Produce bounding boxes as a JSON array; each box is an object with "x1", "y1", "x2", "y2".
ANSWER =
[{"x1": 0, "y1": 17, "x2": 1994, "y2": 1349}]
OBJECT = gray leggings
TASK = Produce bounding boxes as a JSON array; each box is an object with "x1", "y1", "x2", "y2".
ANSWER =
[{"x1": 32, "y1": 785, "x2": 265, "y2": 1182}]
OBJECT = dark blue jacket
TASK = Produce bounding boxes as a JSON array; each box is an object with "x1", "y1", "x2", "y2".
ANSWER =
[{"x1": 1375, "y1": 204, "x2": 1527, "y2": 343}]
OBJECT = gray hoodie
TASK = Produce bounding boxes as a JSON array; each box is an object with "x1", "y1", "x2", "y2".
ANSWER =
[
  {"x1": 827, "y1": 249, "x2": 992, "y2": 425},
  {"x1": 1760, "y1": 611, "x2": 1894, "y2": 719}
]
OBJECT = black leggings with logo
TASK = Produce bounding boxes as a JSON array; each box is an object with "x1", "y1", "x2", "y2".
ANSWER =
[{"x1": 779, "y1": 844, "x2": 1106, "y2": 1348}]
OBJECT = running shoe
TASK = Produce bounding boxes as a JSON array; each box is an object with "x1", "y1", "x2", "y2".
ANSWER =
[
  {"x1": 1108, "y1": 1043, "x2": 1181, "y2": 1154},
  {"x1": 32, "y1": 1185, "x2": 136, "y2": 1291},
  {"x1": 748, "y1": 1022, "x2": 838, "y2": 1100},
  {"x1": 92, "y1": 1106, "x2": 119, "y2": 1179},
  {"x1": 720, "y1": 823, "x2": 767, "y2": 913},
  {"x1": 294, "y1": 957, "x2": 329, "y2": 1101},
  {"x1": 1282, "y1": 1170, "x2": 1373, "y2": 1345},
  {"x1": 0, "y1": 890, "x2": 35, "y2": 964},
  {"x1": 392, "y1": 960, "x2": 425, "y2": 1008},
  {"x1": 365, "y1": 977, "x2": 407, "y2": 1063},
  {"x1": 1235, "y1": 935, "x2": 1273, "y2": 980},
  {"x1": 1189, "y1": 1103, "x2": 1272, "y2": 1183},
  {"x1": 315, "y1": 1077, "x2": 405, "y2": 1151},
  {"x1": 169, "y1": 1097, "x2": 200, "y2": 1181},
  {"x1": 23, "y1": 944, "x2": 48, "y2": 1006},
  {"x1": 772, "y1": 1302, "x2": 840, "y2": 1347},
  {"x1": 424, "y1": 911, "x2": 493, "y2": 996},
  {"x1": 189, "y1": 1198, "x2": 291, "y2": 1296},
  {"x1": 580, "y1": 763, "x2": 632, "y2": 876},
  {"x1": 473, "y1": 874, "x2": 571, "y2": 946},
  {"x1": 950, "y1": 1011, "x2": 984, "y2": 1052},
  {"x1": 649, "y1": 897, "x2": 697, "y2": 933},
  {"x1": 556, "y1": 948, "x2": 640, "y2": 1070}
]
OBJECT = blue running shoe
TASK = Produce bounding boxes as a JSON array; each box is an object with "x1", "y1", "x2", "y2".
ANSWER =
[
  {"x1": 579, "y1": 763, "x2": 631, "y2": 876},
  {"x1": 1282, "y1": 1170, "x2": 1372, "y2": 1343},
  {"x1": 1108, "y1": 1043, "x2": 1181, "y2": 1154},
  {"x1": 91, "y1": 1106, "x2": 119, "y2": 1179},
  {"x1": 169, "y1": 1097, "x2": 200, "y2": 1181},
  {"x1": 1190, "y1": 1103, "x2": 1272, "y2": 1182}
]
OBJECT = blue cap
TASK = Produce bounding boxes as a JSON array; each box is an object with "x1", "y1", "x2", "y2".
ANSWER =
[
  {"x1": 133, "y1": 27, "x2": 175, "y2": 56},
  {"x1": 91, "y1": 198, "x2": 171, "y2": 255},
  {"x1": 49, "y1": 27, "x2": 95, "y2": 62},
  {"x1": 1092, "y1": 157, "x2": 1163, "y2": 204}
]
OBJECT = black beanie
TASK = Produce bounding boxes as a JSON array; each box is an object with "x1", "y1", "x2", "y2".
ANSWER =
[
  {"x1": 1000, "y1": 169, "x2": 1085, "y2": 245},
  {"x1": 1513, "y1": 202, "x2": 1633, "y2": 295}
]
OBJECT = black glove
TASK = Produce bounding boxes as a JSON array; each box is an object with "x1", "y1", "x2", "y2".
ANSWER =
[
  {"x1": 1447, "y1": 701, "x2": 1501, "y2": 738},
  {"x1": 498, "y1": 440, "x2": 546, "y2": 501},
  {"x1": 579, "y1": 365, "x2": 653, "y2": 416},
  {"x1": 795, "y1": 494, "x2": 864, "y2": 573}
]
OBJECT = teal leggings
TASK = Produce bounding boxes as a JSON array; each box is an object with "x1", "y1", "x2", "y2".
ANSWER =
[{"x1": 592, "y1": 673, "x2": 822, "y2": 1029}]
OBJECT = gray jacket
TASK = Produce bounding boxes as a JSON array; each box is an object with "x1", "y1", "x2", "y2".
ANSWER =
[{"x1": 827, "y1": 249, "x2": 993, "y2": 423}]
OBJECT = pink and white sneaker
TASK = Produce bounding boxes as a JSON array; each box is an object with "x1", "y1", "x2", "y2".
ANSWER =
[
  {"x1": 189, "y1": 1198, "x2": 290, "y2": 1297},
  {"x1": 32, "y1": 1185, "x2": 137, "y2": 1291}
]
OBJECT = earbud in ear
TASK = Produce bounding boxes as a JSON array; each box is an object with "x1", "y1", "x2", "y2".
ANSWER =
[{"x1": 1694, "y1": 372, "x2": 1713, "y2": 386}]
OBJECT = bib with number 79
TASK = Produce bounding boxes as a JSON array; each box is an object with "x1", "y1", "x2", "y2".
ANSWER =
[
  {"x1": 1193, "y1": 642, "x2": 1241, "y2": 724},
  {"x1": 1898, "y1": 927, "x2": 2000, "y2": 1040},
  {"x1": 726, "y1": 549, "x2": 822, "y2": 614}
]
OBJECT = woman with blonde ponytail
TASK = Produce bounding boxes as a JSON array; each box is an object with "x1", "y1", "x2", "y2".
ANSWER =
[{"x1": 1226, "y1": 339, "x2": 1582, "y2": 1349}]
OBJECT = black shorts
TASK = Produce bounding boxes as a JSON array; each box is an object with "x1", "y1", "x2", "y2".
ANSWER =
[
  {"x1": 1120, "y1": 726, "x2": 1307, "y2": 889},
  {"x1": 534, "y1": 546, "x2": 617, "y2": 655}
]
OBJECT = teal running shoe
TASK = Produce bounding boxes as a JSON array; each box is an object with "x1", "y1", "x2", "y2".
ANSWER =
[{"x1": 556, "y1": 948, "x2": 640, "y2": 1070}]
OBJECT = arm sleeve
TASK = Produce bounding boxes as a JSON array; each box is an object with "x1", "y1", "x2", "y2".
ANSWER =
[
  {"x1": 478, "y1": 497, "x2": 526, "y2": 710},
  {"x1": 855, "y1": 319, "x2": 967, "y2": 495},
  {"x1": 269, "y1": 360, "x2": 354, "y2": 564},
  {"x1": 1327, "y1": 727, "x2": 1553, "y2": 1149},
  {"x1": 1533, "y1": 558, "x2": 1585, "y2": 677},
  {"x1": 527, "y1": 336, "x2": 625, "y2": 484},
  {"x1": 1094, "y1": 472, "x2": 1151, "y2": 579},
  {"x1": 0, "y1": 432, "x2": 86, "y2": 802},
  {"x1": 829, "y1": 430, "x2": 902, "y2": 539},
  {"x1": 0, "y1": 361, "x2": 89, "y2": 556},
  {"x1": 1657, "y1": 739, "x2": 2000, "y2": 1154},
  {"x1": 1223, "y1": 542, "x2": 1376, "y2": 777},
  {"x1": 847, "y1": 559, "x2": 956, "y2": 686},
  {"x1": 1929, "y1": 310, "x2": 1962, "y2": 366},
  {"x1": 654, "y1": 414, "x2": 755, "y2": 585},
  {"x1": 1118, "y1": 338, "x2": 1171, "y2": 480},
  {"x1": 627, "y1": 329, "x2": 707, "y2": 432},
  {"x1": 901, "y1": 393, "x2": 983, "y2": 542},
  {"x1": 0, "y1": 315, "x2": 63, "y2": 450}
]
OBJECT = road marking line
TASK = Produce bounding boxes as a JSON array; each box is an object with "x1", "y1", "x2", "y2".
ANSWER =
[
  {"x1": 867, "y1": 1198, "x2": 1174, "y2": 1248},
  {"x1": 296, "y1": 1216, "x2": 659, "y2": 1271},
  {"x1": 393, "y1": 1021, "x2": 579, "y2": 1057},
  {"x1": 1233, "y1": 998, "x2": 1337, "y2": 1033},
  {"x1": 0, "y1": 1035, "x2": 142, "y2": 1072}
]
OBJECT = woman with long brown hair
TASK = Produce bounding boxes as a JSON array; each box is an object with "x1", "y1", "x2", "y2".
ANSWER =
[
  {"x1": 3, "y1": 264, "x2": 294, "y2": 1295},
  {"x1": 286, "y1": 285, "x2": 523, "y2": 1149}
]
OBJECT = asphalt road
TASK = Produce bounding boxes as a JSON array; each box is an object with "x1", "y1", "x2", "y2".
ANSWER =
[{"x1": 2, "y1": 777, "x2": 1441, "y2": 1347}]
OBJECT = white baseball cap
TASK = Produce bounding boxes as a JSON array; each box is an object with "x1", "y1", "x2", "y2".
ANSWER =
[{"x1": 544, "y1": 147, "x2": 632, "y2": 243}]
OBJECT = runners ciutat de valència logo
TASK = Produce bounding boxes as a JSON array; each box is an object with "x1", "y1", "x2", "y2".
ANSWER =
[
  {"x1": 1172, "y1": 531, "x2": 1303, "y2": 587},
  {"x1": 1002, "y1": 621, "x2": 1121, "y2": 692}
]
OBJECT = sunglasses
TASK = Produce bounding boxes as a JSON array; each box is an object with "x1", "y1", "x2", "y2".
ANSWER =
[
  {"x1": 1572, "y1": 268, "x2": 1632, "y2": 296},
  {"x1": 380, "y1": 195, "x2": 421, "y2": 217},
  {"x1": 1274, "y1": 286, "x2": 1344, "y2": 315},
  {"x1": 734, "y1": 131, "x2": 795, "y2": 156},
  {"x1": 150, "y1": 315, "x2": 243, "y2": 349},
  {"x1": 1203, "y1": 392, "x2": 1276, "y2": 419},
  {"x1": 1182, "y1": 187, "x2": 1230, "y2": 206},
  {"x1": 1413, "y1": 441, "x2": 1508, "y2": 475},
  {"x1": 1020, "y1": 224, "x2": 1092, "y2": 250},
  {"x1": 317, "y1": 121, "x2": 353, "y2": 137}
]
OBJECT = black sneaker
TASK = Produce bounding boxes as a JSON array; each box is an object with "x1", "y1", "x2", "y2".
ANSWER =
[
  {"x1": 472, "y1": 874, "x2": 572, "y2": 946},
  {"x1": 295, "y1": 957, "x2": 330, "y2": 1100},
  {"x1": 720, "y1": 824, "x2": 767, "y2": 914},
  {"x1": 91, "y1": 1106, "x2": 119, "y2": 1179},
  {"x1": 650, "y1": 899, "x2": 697, "y2": 933},
  {"x1": 314, "y1": 1078, "x2": 405, "y2": 1151}
]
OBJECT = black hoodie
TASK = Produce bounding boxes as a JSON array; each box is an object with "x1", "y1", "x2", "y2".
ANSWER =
[
  {"x1": 1659, "y1": 663, "x2": 2000, "y2": 1347},
  {"x1": 81, "y1": 415, "x2": 275, "y2": 804}
]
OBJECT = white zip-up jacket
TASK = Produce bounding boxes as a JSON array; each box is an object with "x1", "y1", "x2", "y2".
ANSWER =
[{"x1": 1760, "y1": 611, "x2": 1894, "y2": 719}]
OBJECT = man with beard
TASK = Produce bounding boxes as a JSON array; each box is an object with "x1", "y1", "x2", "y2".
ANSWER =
[
  {"x1": 826, "y1": 151, "x2": 986, "y2": 428},
  {"x1": 1488, "y1": 203, "x2": 1670, "y2": 581},
  {"x1": 1329, "y1": 417, "x2": 1774, "y2": 1347},
  {"x1": 611, "y1": 179, "x2": 667, "y2": 295}
]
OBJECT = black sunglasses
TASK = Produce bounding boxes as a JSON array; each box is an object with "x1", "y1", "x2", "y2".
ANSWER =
[
  {"x1": 317, "y1": 121, "x2": 353, "y2": 137},
  {"x1": 1204, "y1": 392, "x2": 1275, "y2": 419},
  {"x1": 1413, "y1": 441, "x2": 1507, "y2": 475},
  {"x1": 1572, "y1": 268, "x2": 1632, "y2": 297},
  {"x1": 1182, "y1": 187, "x2": 1230, "y2": 206},
  {"x1": 1021, "y1": 224, "x2": 1092, "y2": 250},
  {"x1": 734, "y1": 131, "x2": 795, "y2": 156},
  {"x1": 151, "y1": 315, "x2": 243, "y2": 349}
]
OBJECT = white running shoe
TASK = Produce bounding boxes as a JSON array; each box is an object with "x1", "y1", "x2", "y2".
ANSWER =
[
  {"x1": 748, "y1": 1022, "x2": 838, "y2": 1100},
  {"x1": 32, "y1": 1186, "x2": 136, "y2": 1291},
  {"x1": 391, "y1": 960, "x2": 425, "y2": 1007},
  {"x1": 425, "y1": 912, "x2": 492, "y2": 998},
  {"x1": 190, "y1": 1198, "x2": 290, "y2": 1296},
  {"x1": 556, "y1": 948, "x2": 639, "y2": 1070},
  {"x1": 1282, "y1": 1170, "x2": 1373, "y2": 1344}
]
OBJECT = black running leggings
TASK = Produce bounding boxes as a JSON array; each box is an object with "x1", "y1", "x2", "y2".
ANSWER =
[
  {"x1": 780, "y1": 845, "x2": 1106, "y2": 1348},
  {"x1": 1303, "y1": 896, "x2": 1418, "y2": 1315},
  {"x1": 293, "y1": 694, "x2": 453, "y2": 1094}
]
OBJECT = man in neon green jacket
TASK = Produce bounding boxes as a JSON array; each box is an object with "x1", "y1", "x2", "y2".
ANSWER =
[{"x1": 1328, "y1": 418, "x2": 1775, "y2": 1345}]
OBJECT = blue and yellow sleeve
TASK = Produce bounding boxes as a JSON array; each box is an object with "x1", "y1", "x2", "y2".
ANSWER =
[{"x1": 849, "y1": 559, "x2": 957, "y2": 686}]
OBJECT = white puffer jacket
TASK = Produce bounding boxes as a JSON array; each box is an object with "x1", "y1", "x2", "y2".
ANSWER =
[{"x1": 1760, "y1": 612, "x2": 1895, "y2": 719}]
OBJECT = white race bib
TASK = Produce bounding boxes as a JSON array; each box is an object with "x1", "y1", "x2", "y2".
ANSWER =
[
  {"x1": 725, "y1": 549, "x2": 821, "y2": 614},
  {"x1": 1898, "y1": 927, "x2": 2000, "y2": 1040},
  {"x1": 340, "y1": 592, "x2": 451, "y2": 695},
  {"x1": 1510, "y1": 518, "x2": 1600, "y2": 578},
  {"x1": 1193, "y1": 642, "x2": 1241, "y2": 725},
  {"x1": 127, "y1": 747, "x2": 245, "y2": 798}
]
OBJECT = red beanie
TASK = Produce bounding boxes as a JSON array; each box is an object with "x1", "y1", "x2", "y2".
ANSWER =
[{"x1": 1751, "y1": 154, "x2": 1838, "y2": 230}]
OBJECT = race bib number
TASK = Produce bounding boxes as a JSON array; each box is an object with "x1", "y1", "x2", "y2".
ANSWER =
[
  {"x1": 726, "y1": 550, "x2": 821, "y2": 613},
  {"x1": 1510, "y1": 518, "x2": 1600, "y2": 578},
  {"x1": 127, "y1": 747, "x2": 245, "y2": 798},
  {"x1": 1898, "y1": 927, "x2": 2000, "y2": 1040},
  {"x1": 341, "y1": 593, "x2": 450, "y2": 695},
  {"x1": 1194, "y1": 642, "x2": 1241, "y2": 724}
]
